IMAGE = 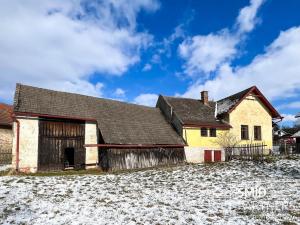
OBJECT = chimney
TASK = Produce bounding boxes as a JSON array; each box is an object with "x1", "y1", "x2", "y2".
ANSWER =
[{"x1": 201, "y1": 91, "x2": 208, "y2": 105}]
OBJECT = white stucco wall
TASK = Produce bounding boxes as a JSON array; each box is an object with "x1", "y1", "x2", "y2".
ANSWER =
[
  {"x1": 85, "y1": 122, "x2": 98, "y2": 169},
  {"x1": 184, "y1": 147, "x2": 225, "y2": 163},
  {"x1": 12, "y1": 118, "x2": 39, "y2": 173}
]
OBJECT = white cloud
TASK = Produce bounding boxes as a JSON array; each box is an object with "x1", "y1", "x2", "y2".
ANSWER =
[
  {"x1": 134, "y1": 93, "x2": 158, "y2": 106},
  {"x1": 278, "y1": 101, "x2": 300, "y2": 110},
  {"x1": 144, "y1": 23, "x2": 186, "y2": 70},
  {"x1": 181, "y1": 27, "x2": 300, "y2": 102},
  {"x1": 114, "y1": 88, "x2": 126, "y2": 97},
  {"x1": 0, "y1": 0, "x2": 159, "y2": 101},
  {"x1": 142, "y1": 63, "x2": 152, "y2": 72},
  {"x1": 178, "y1": 0, "x2": 264, "y2": 77},
  {"x1": 281, "y1": 114, "x2": 297, "y2": 123},
  {"x1": 178, "y1": 30, "x2": 238, "y2": 75},
  {"x1": 236, "y1": 0, "x2": 264, "y2": 33}
]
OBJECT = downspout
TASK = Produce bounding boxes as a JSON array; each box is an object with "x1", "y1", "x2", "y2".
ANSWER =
[
  {"x1": 15, "y1": 119, "x2": 20, "y2": 172},
  {"x1": 11, "y1": 113, "x2": 20, "y2": 172}
]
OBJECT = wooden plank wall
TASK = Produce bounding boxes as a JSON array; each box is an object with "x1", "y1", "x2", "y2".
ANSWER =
[
  {"x1": 99, "y1": 148, "x2": 186, "y2": 171},
  {"x1": 38, "y1": 119, "x2": 85, "y2": 171}
]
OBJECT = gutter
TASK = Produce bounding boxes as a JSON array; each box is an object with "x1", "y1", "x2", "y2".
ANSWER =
[
  {"x1": 84, "y1": 144, "x2": 187, "y2": 149},
  {"x1": 183, "y1": 123, "x2": 232, "y2": 129}
]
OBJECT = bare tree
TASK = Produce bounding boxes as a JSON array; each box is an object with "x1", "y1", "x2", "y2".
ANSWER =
[{"x1": 214, "y1": 132, "x2": 240, "y2": 161}]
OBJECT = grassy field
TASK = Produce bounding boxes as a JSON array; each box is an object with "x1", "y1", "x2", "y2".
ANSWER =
[{"x1": 0, "y1": 158, "x2": 299, "y2": 225}]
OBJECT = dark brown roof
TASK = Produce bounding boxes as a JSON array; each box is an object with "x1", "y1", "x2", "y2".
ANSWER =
[
  {"x1": 160, "y1": 96, "x2": 230, "y2": 128},
  {"x1": 216, "y1": 86, "x2": 281, "y2": 118},
  {"x1": 216, "y1": 87, "x2": 253, "y2": 116},
  {"x1": 160, "y1": 86, "x2": 281, "y2": 127},
  {"x1": 13, "y1": 84, "x2": 185, "y2": 145},
  {"x1": 0, "y1": 103, "x2": 13, "y2": 126}
]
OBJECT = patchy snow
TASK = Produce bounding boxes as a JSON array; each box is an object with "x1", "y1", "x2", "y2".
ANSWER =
[
  {"x1": 0, "y1": 159, "x2": 300, "y2": 225},
  {"x1": 216, "y1": 98, "x2": 239, "y2": 115},
  {"x1": 0, "y1": 165, "x2": 11, "y2": 172}
]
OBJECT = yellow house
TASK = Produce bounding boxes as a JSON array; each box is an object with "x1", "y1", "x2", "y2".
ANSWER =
[{"x1": 156, "y1": 86, "x2": 282, "y2": 163}]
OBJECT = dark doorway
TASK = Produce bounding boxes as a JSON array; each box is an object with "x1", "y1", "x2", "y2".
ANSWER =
[
  {"x1": 38, "y1": 119, "x2": 85, "y2": 171},
  {"x1": 64, "y1": 148, "x2": 75, "y2": 168}
]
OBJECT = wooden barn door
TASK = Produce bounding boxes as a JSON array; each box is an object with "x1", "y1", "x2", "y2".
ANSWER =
[{"x1": 38, "y1": 119, "x2": 85, "y2": 171}]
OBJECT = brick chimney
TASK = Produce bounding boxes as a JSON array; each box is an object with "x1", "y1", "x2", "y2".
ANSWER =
[{"x1": 201, "y1": 91, "x2": 208, "y2": 105}]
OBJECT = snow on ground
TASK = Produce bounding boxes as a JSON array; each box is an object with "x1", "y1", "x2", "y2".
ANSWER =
[
  {"x1": 0, "y1": 158, "x2": 300, "y2": 225},
  {"x1": 0, "y1": 165, "x2": 11, "y2": 172}
]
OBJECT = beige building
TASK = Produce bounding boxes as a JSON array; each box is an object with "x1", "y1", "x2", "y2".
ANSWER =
[
  {"x1": 157, "y1": 86, "x2": 282, "y2": 163},
  {"x1": 11, "y1": 84, "x2": 282, "y2": 172}
]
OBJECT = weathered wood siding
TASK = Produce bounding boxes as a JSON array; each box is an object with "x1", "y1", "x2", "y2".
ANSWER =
[
  {"x1": 38, "y1": 119, "x2": 85, "y2": 171},
  {"x1": 99, "y1": 148, "x2": 186, "y2": 171},
  {"x1": 0, "y1": 126, "x2": 12, "y2": 164}
]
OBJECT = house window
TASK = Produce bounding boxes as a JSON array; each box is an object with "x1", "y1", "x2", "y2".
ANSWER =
[
  {"x1": 210, "y1": 128, "x2": 217, "y2": 137},
  {"x1": 201, "y1": 128, "x2": 208, "y2": 137},
  {"x1": 241, "y1": 125, "x2": 249, "y2": 140},
  {"x1": 254, "y1": 126, "x2": 262, "y2": 140}
]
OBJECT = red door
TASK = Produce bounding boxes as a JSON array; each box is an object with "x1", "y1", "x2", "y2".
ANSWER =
[
  {"x1": 214, "y1": 150, "x2": 222, "y2": 162},
  {"x1": 204, "y1": 150, "x2": 212, "y2": 162}
]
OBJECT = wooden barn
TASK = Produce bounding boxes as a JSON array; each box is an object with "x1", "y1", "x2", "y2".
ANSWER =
[
  {"x1": 0, "y1": 103, "x2": 13, "y2": 164},
  {"x1": 12, "y1": 84, "x2": 186, "y2": 172}
]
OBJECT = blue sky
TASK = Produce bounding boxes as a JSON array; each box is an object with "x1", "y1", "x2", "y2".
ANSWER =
[{"x1": 0, "y1": 0, "x2": 300, "y2": 126}]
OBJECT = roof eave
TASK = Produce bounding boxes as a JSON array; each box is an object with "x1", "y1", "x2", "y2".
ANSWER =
[
  {"x1": 226, "y1": 86, "x2": 282, "y2": 119},
  {"x1": 183, "y1": 123, "x2": 232, "y2": 129},
  {"x1": 13, "y1": 112, "x2": 97, "y2": 122}
]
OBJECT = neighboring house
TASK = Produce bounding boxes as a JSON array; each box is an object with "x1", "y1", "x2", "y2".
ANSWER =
[
  {"x1": 273, "y1": 127, "x2": 298, "y2": 144},
  {"x1": 12, "y1": 84, "x2": 186, "y2": 173},
  {"x1": 157, "y1": 86, "x2": 281, "y2": 163},
  {"x1": 292, "y1": 131, "x2": 300, "y2": 153},
  {"x1": 0, "y1": 103, "x2": 13, "y2": 163}
]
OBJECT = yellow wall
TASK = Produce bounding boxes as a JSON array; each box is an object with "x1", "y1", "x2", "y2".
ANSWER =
[
  {"x1": 228, "y1": 94, "x2": 273, "y2": 149},
  {"x1": 183, "y1": 128, "x2": 227, "y2": 148},
  {"x1": 182, "y1": 94, "x2": 273, "y2": 150}
]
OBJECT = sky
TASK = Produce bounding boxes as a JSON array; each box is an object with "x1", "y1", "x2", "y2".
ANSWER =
[{"x1": 0, "y1": 0, "x2": 300, "y2": 126}]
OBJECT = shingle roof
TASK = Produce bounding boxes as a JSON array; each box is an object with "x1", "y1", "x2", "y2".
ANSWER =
[
  {"x1": 160, "y1": 86, "x2": 281, "y2": 127},
  {"x1": 0, "y1": 103, "x2": 13, "y2": 126},
  {"x1": 216, "y1": 87, "x2": 252, "y2": 116},
  {"x1": 13, "y1": 84, "x2": 185, "y2": 145},
  {"x1": 216, "y1": 86, "x2": 281, "y2": 118},
  {"x1": 161, "y1": 96, "x2": 229, "y2": 127},
  {"x1": 292, "y1": 131, "x2": 300, "y2": 138}
]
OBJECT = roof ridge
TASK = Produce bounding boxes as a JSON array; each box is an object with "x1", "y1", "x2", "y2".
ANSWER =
[
  {"x1": 162, "y1": 95, "x2": 215, "y2": 103},
  {"x1": 16, "y1": 83, "x2": 156, "y2": 110},
  {"x1": 217, "y1": 86, "x2": 255, "y2": 102}
]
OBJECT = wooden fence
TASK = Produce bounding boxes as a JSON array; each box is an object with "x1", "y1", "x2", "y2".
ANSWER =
[
  {"x1": 0, "y1": 148, "x2": 12, "y2": 165},
  {"x1": 230, "y1": 143, "x2": 268, "y2": 161}
]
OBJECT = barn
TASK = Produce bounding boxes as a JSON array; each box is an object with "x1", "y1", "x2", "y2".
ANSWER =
[
  {"x1": 12, "y1": 84, "x2": 186, "y2": 172},
  {"x1": 0, "y1": 103, "x2": 13, "y2": 164}
]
